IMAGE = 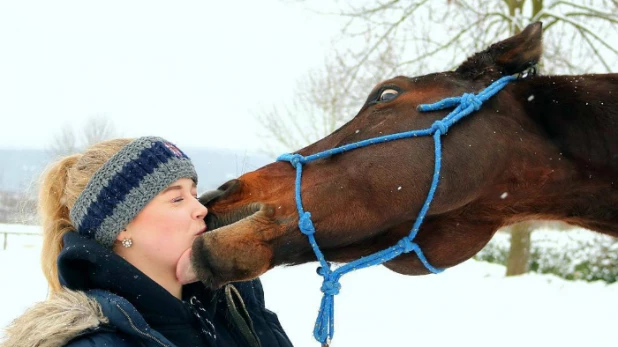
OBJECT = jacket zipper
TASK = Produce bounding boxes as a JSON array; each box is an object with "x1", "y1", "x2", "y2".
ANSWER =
[{"x1": 116, "y1": 304, "x2": 170, "y2": 347}]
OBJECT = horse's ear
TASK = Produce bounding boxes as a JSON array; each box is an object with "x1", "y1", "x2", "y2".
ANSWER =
[{"x1": 456, "y1": 22, "x2": 543, "y2": 79}]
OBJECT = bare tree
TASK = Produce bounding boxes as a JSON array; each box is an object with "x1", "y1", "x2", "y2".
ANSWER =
[
  {"x1": 258, "y1": 38, "x2": 403, "y2": 154},
  {"x1": 82, "y1": 114, "x2": 119, "y2": 147},
  {"x1": 48, "y1": 114, "x2": 121, "y2": 158},
  {"x1": 48, "y1": 123, "x2": 78, "y2": 157},
  {"x1": 258, "y1": 0, "x2": 617, "y2": 275},
  {"x1": 327, "y1": 0, "x2": 617, "y2": 79},
  {"x1": 261, "y1": 0, "x2": 616, "y2": 152}
]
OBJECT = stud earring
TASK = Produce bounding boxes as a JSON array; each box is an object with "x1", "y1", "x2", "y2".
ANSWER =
[{"x1": 121, "y1": 238, "x2": 133, "y2": 248}]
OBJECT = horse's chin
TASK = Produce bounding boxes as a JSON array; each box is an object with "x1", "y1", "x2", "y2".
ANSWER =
[
  {"x1": 382, "y1": 257, "x2": 435, "y2": 276},
  {"x1": 192, "y1": 204, "x2": 275, "y2": 289}
]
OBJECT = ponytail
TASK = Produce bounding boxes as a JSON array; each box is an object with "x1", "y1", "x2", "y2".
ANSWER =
[
  {"x1": 38, "y1": 138, "x2": 132, "y2": 293},
  {"x1": 39, "y1": 154, "x2": 81, "y2": 293}
]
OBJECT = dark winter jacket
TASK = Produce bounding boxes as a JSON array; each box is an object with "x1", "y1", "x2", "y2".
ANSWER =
[{"x1": 1, "y1": 232, "x2": 293, "y2": 347}]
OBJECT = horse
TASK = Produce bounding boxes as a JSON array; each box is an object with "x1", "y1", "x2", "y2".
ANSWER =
[{"x1": 190, "y1": 22, "x2": 617, "y2": 293}]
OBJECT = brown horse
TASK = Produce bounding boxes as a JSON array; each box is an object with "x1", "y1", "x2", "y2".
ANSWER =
[{"x1": 189, "y1": 22, "x2": 618, "y2": 291}]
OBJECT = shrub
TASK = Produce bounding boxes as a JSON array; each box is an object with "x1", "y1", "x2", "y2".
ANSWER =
[{"x1": 474, "y1": 228, "x2": 618, "y2": 283}]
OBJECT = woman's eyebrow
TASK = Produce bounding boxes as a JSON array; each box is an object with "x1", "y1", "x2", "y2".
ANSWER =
[
  {"x1": 161, "y1": 182, "x2": 197, "y2": 194},
  {"x1": 161, "y1": 185, "x2": 182, "y2": 194}
]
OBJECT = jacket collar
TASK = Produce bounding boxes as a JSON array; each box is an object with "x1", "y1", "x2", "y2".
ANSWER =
[{"x1": 0, "y1": 288, "x2": 174, "y2": 347}]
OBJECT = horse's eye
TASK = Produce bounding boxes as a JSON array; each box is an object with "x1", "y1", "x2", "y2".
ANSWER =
[{"x1": 379, "y1": 89, "x2": 399, "y2": 102}]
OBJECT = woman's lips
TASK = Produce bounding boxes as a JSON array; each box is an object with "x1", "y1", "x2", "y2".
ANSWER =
[{"x1": 195, "y1": 226, "x2": 207, "y2": 236}]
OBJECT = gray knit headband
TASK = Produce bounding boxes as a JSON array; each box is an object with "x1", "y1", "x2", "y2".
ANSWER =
[{"x1": 69, "y1": 136, "x2": 197, "y2": 248}]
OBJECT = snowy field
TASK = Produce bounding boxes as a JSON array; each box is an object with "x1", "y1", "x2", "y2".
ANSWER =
[{"x1": 1, "y1": 223, "x2": 617, "y2": 347}]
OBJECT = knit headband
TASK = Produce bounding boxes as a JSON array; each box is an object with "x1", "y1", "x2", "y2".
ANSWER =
[{"x1": 69, "y1": 136, "x2": 198, "y2": 248}]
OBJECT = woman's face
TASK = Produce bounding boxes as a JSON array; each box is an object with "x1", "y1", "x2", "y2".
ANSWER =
[{"x1": 119, "y1": 178, "x2": 207, "y2": 276}]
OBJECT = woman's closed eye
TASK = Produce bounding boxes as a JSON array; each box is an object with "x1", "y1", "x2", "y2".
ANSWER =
[{"x1": 172, "y1": 195, "x2": 199, "y2": 203}]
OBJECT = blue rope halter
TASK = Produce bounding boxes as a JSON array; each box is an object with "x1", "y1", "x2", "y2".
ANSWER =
[{"x1": 277, "y1": 75, "x2": 516, "y2": 346}]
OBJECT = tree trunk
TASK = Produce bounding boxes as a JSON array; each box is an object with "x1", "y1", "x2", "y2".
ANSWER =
[{"x1": 505, "y1": 222, "x2": 533, "y2": 276}]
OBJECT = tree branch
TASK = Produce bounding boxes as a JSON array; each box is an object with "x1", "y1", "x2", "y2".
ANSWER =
[
  {"x1": 564, "y1": 12, "x2": 618, "y2": 25},
  {"x1": 575, "y1": 27, "x2": 611, "y2": 72},
  {"x1": 543, "y1": 11, "x2": 618, "y2": 56},
  {"x1": 397, "y1": 16, "x2": 489, "y2": 68},
  {"x1": 340, "y1": 0, "x2": 431, "y2": 92},
  {"x1": 549, "y1": 0, "x2": 617, "y2": 17}
]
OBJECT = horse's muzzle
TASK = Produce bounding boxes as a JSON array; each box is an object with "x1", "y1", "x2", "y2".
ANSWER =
[{"x1": 191, "y1": 201, "x2": 275, "y2": 288}]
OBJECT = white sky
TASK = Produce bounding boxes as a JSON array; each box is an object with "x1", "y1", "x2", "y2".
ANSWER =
[
  {"x1": 0, "y1": 1, "x2": 342, "y2": 151},
  {"x1": 2, "y1": 2, "x2": 614, "y2": 153}
]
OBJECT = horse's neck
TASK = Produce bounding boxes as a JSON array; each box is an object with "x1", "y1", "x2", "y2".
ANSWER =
[
  {"x1": 507, "y1": 74, "x2": 618, "y2": 237},
  {"x1": 516, "y1": 74, "x2": 618, "y2": 171}
]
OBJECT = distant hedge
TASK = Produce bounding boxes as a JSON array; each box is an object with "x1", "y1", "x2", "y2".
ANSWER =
[{"x1": 474, "y1": 228, "x2": 618, "y2": 283}]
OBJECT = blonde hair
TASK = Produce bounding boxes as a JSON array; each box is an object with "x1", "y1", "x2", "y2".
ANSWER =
[{"x1": 39, "y1": 138, "x2": 132, "y2": 293}]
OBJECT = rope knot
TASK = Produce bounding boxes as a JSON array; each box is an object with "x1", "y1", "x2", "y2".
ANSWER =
[
  {"x1": 431, "y1": 120, "x2": 449, "y2": 134},
  {"x1": 289, "y1": 154, "x2": 303, "y2": 168},
  {"x1": 320, "y1": 279, "x2": 341, "y2": 296},
  {"x1": 299, "y1": 212, "x2": 316, "y2": 235},
  {"x1": 460, "y1": 93, "x2": 483, "y2": 111},
  {"x1": 397, "y1": 238, "x2": 417, "y2": 253}
]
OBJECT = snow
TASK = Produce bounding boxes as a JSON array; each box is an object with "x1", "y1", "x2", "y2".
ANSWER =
[{"x1": 1, "y1": 224, "x2": 617, "y2": 347}]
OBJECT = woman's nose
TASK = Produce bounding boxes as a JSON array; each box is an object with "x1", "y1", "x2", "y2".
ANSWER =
[{"x1": 194, "y1": 199, "x2": 208, "y2": 219}]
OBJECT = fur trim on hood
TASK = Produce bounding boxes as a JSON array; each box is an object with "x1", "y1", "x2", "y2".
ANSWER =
[{"x1": 1, "y1": 289, "x2": 108, "y2": 347}]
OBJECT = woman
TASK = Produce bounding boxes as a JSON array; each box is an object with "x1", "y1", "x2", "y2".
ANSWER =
[{"x1": 2, "y1": 137, "x2": 292, "y2": 347}]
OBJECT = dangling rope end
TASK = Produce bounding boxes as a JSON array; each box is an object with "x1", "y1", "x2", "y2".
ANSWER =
[
  {"x1": 418, "y1": 96, "x2": 461, "y2": 112},
  {"x1": 276, "y1": 153, "x2": 292, "y2": 162},
  {"x1": 417, "y1": 104, "x2": 431, "y2": 112}
]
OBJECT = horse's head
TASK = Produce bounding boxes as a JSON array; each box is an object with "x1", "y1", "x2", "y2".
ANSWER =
[{"x1": 191, "y1": 22, "x2": 618, "y2": 288}]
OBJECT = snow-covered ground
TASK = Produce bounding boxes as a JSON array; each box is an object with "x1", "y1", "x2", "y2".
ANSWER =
[{"x1": 1, "y1": 224, "x2": 617, "y2": 347}]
